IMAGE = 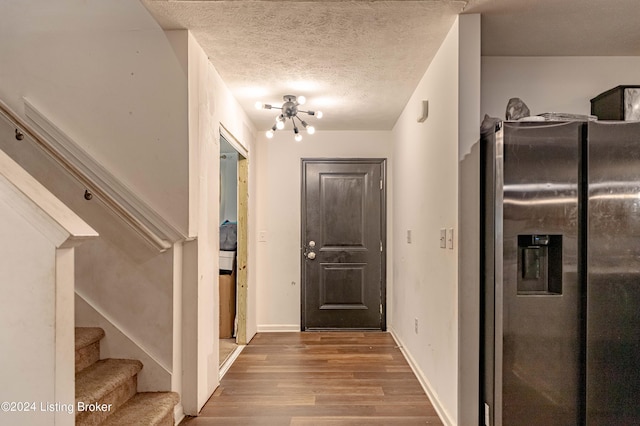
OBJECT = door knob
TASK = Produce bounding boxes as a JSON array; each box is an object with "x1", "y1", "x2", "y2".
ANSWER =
[{"x1": 306, "y1": 252, "x2": 316, "y2": 260}]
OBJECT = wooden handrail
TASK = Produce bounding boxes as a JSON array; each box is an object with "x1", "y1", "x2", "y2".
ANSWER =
[{"x1": 0, "y1": 98, "x2": 184, "y2": 252}]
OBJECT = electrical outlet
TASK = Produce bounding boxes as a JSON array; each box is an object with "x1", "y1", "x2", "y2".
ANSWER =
[{"x1": 414, "y1": 318, "x2": 419, "y2": 334}]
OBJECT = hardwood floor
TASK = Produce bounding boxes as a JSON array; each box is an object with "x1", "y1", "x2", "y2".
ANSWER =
[{"x1": 181, "y1": 332, "x2": 444, "y2": 425}]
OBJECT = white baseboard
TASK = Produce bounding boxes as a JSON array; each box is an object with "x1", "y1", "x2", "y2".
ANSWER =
[
  {"x1": 219, "y1": 345, "x2": 246, "y2": 380},
  {"x1": 257, "y1": 324, "x2": 300, "y2": 332},
  {"x1": 173, "y1": 403, "x2": 185, "y2": 425},
  {"x1": 389, "y1": 327, "x2": 454, "y2": 426}
]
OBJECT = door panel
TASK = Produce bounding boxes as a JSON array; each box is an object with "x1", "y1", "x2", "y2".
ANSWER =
[
  {"x1": 302, "y1": 159, "x2": 386, "y2": 330},
  {"x1": 587, "y1": 121, "x2": 640, "y2": 425},
  {"x1": 320, "y1": 173, "x2": 366, "y2": 246},
  {"x1": 501, "y1": 122, "x2": 583, "y2": 426},
  {"x1": 319, "y1": 263, "x2": 367, "y2": 310}
]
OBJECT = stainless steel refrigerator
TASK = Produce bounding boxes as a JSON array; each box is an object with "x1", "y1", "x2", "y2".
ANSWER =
[{"x1": 481, "y1": 120, "x2": 640, "y2": 426}]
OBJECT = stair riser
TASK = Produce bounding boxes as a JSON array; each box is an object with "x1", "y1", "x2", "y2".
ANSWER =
[
  {"x1": 158, "y1": 411, "x2": 175, "y2": 426},
  {"x1": 75, "y1": 341, "x2": 100, "y2": 373},
  {"x1": 100, "y1": 392, "x2": 180, "y2": 426},
  {"x1": 75, "y1": 328, "x2": 179, "y2": 425},
  {"x1": 76, "y1": 375, "x2": 137, "y2": 426}
]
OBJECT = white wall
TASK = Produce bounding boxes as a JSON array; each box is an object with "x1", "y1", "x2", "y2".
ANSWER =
[
  {"x1": 482, "y1": 56, "x2": 640, "y2": 120},
  {"x1": 390, "y1": 17, "x2": 463, "y2": 426},
  {"x1": 0, "y1": 0, "x2": 190, "y2": 396},
  {"x1": 184, "y1": 32, "x2": 256, "y2": 414},
  {"x1": 0, "y1": 149, "x2": 97, "y2": 426},
  {"x1": 0, "y1": 2, "x2": 260, "y2": 420},
  {"x1": 0, "y1": 0, "x2": 190, "y2": 234},
  {"x1": 0, "y1": 204, "x2": 60, "y2": 426},
  {"x1": 255, "y1": 130, "x2": 392, "y2": 330}
]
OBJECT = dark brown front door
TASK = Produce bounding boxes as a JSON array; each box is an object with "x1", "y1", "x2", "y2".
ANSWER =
[{"x1": 301, "y1": 159, "x2": 386, "y2": 330}]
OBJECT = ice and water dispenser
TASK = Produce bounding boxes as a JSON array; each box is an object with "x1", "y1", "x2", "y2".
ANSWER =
[{"x1": 517, "y1": 234, "x2": 563, "y2": 294}]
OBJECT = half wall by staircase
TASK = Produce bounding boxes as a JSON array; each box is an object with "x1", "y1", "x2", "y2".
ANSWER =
[{"x1": 0, "y1": 149, "x2": 98, "y2": 426}]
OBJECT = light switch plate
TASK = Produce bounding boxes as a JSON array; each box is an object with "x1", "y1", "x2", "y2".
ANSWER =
[
  {"x1": 258, "y1": 231, "x2": 267, "y2": 242},
  {"x1": 407, "y1": 230, "x2": 412, "y2": 244},
  {"x1": 439, "y1": 229, "x2": 446, "y2": 248},
  {"x1": 447, "y1": 228, "x2": 454, "y2": 249}
]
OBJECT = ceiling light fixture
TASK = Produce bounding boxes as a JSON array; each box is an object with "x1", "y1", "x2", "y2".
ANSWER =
[{"x1": 255, "y1": 95, "x2": 323, "y2": 142}]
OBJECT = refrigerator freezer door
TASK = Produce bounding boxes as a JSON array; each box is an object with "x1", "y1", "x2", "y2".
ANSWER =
[
  {"x1": 501, "y1": 122, "x2": 584, "y2": 426},
  {"x1": 587, "y1": 121, "x2": 640, "y2": 425}
]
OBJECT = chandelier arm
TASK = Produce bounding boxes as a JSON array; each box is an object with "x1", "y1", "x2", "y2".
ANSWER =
[{"x1": 291, "y1": 115, "x2": 300, "y2": 130}]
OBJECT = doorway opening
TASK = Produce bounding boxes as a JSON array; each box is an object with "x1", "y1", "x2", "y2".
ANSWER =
[{"x1": 218, "y1": 130, "x2": 248, "y2": 370}]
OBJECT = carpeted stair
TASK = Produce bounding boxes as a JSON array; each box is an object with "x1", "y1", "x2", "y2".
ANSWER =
[{"x1": 75, "y1": 327, "x2": 179, "y2": 426}]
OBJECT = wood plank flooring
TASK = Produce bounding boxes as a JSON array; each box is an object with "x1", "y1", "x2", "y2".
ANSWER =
[{"x1": 181, "y1": 332, "x2": 443, "y2": 425}]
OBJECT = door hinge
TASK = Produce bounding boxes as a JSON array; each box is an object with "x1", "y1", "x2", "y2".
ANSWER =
[
  {"x1": 380, "y1": 303, "x2": 383, "y2": 315},
  {"x1": 380, "y1": 241, "x2": 383, "y2": 252},
  {"x1": 380, "y1": 179, "x2": 383, "y2": 190}
]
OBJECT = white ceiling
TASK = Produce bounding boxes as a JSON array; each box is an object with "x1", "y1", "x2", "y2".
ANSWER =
[
  {"x1": 141, "y1": 0, "x2": 640, "y2": 132},
  {"x1": 466, "y1": 0, "x2": 640, "y2": 56}
]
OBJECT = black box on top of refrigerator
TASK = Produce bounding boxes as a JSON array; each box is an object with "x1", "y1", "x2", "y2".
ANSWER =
[{"x1": 590, "y1": 85, "x2": 640, "y2": 121}]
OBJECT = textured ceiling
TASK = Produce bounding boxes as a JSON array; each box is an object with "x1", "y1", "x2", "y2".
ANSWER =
[
  {"x1": 141, "y1": 0, "x2": 640, "y2": 133},
  {"x1": 142, "y1": 0, "x2": 467, "y2": 131}
]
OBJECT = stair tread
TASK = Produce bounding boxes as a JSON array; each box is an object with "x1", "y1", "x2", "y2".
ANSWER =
[
  {"x1": 75, "y1": 327, "x2": 105, "y2": 351},
  {"x1": 76, "y1": 358, "x2": 143, "y2": 404},
  {"x1": 101, "y1": 392, "x2": 179, "y2": 426}
]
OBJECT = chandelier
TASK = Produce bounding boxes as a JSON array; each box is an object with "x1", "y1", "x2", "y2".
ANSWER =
[{"x1": 255, "y1": 95, "x2": 323, "y2": 142}]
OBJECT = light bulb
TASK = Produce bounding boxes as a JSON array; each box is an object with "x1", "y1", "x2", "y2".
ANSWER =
[
  {"x1": 266, "y1": 130, "x2": 274, "y2": 139},
  {"x1": 307, "y1": 125, "x2": 315, "y2": 135},
  {"x1": 255, "y1": 101, "x2": 264, "y2": 110},
  {"x1": 297, "y1": 96, "x2": 306, "y2": 105},
  {"x1": 276, "y1": 120, "x2": 285, "y2": 130},
  {"x1": 316, "y1": 111, "x2": 323, "y2": 119},
  {"x1": 295, "y1": 133, "x2": 303, "y2": 142}
]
